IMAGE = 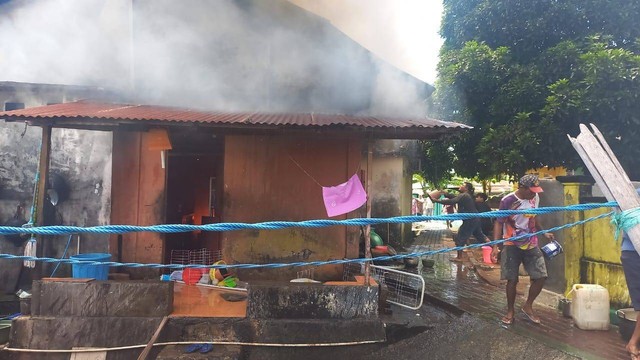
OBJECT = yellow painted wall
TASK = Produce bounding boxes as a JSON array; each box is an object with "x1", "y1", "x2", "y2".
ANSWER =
[
  {"x1": 582, "y1": 208, "x2": 630, "y2": 307},
  {"x1": 563, "y1": 184, "x2": 631, "y2": 306},
  {"x1": 583, "y1": 209, "x2": 619, "y2": 263},
  {"x1": 527, "y1": 166, "x2": 567, "y2": 179},
  {"x1": 563, "y1": 183, "x2": 584, "y2": 296}
]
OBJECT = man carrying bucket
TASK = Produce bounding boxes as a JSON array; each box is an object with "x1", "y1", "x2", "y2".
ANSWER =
[{"x1": 491, "y1": 174, "x2": 555, "y2": 325}]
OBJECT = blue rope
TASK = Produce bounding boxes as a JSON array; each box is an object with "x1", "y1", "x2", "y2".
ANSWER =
[
  {"x1": 0, "y1": 211, "x2": 614, "y2": 270},
  {"x1": 611, "y1": 206, "x2": 640, "y2": 241},
  {"x1": 0, "y1": 202, "x2": 617, "y2": 236},
  {"x1": 50, "y1": 234, "x2": 74, "y2": 277}
]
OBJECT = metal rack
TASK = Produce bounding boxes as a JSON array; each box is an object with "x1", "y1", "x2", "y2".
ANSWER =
[
  {"x1": 170, "y1": 248, "x2": 223, "y2": 267},
  {"x1": 343, "y1": 261, "x2": 425, "y2": 310}
]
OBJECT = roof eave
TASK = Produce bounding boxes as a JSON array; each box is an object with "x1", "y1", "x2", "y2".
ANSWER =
[{"x1": 1, "y1": 115, "x2": 470, "y2": 140}]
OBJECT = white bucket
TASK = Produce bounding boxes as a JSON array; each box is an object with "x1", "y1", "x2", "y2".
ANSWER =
[{"x1": 569, "y1": 284, "x2": 610, "y2": 330}]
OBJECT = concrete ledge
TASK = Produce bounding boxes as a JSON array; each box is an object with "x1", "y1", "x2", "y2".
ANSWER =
[
  {"x1": 525, "y1": 286, "x2": 564, "y2": 309},
  {"x1": 247, "y1": 282, "x2": 378, "y2": 319},
  {"x1": 32, "y1": 280, "x2": 173, "y2": 317},
  {"x1": 10, "y1": 316, "x2": 163, "y2": 348},
  {"x1": 164, "y1": 318, "x2": 386, "y2": 343},
  {"x1": 158, "y1": 318, "x2": 386, "y2": 360}
]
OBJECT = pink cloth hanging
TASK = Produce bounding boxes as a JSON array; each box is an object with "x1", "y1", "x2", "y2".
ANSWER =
[{"x1": 322, "y1": 174, "x2": 367, "y2": 217}]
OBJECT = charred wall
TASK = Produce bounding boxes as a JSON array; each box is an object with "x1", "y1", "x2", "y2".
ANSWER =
[{"x1": 0, "y1": 84, "x2": 112, "y2": 288}]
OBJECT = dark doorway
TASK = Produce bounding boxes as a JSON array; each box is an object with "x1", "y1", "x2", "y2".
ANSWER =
[{"x1": 164, "y1": 129, "x2": 224, "y2": 265}]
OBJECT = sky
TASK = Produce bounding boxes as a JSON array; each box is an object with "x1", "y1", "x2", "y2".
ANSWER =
[{"x1": 288, "y1": 0, "x2": 444, "y2": 84}]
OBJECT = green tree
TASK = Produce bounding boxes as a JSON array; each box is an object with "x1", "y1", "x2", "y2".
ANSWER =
[{"x1": 432, "y1": 1, "x2": 640, "y2": 180}]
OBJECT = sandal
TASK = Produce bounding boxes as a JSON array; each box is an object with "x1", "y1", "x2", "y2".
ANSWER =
[
  {"x1": 500, "y1": 315, "x2": 514, "y2": 325},
  {"x1": 185, "y1": 344, "x2": 203, "y2": 353},
  {"x1": 199, "y1": 344, "x2": 213, "y2": 354},
  {"x1": 521, "y1": 309, "x2": 541, "y2": 324}
]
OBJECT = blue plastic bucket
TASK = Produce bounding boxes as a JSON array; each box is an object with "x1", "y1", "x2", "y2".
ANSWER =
[{"x1": 70, "y1": 253, "x2": 111, "y2": 280}]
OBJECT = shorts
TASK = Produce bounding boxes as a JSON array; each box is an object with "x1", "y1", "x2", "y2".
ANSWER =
[
  {"x1": 500, "y1": 245, "x2": 547, "y2": 281},
  {"x1": 621, "y1": 250, "x2": 640, "y2": 310},
  {"x1": 455, "y1": 218, "x2": 488, "y2": 247}
]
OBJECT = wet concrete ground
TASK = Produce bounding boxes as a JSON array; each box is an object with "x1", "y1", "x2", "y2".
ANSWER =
[
  {"x1": 372, "y1": 304, "x2": 578, "y2": 360},
  {"x1": 370, "y1": 221, "x2": 628, "y2": 360}
]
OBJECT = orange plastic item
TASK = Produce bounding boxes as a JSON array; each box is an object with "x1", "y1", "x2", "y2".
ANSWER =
[{"x1": 182, "y1": 268, "x2": 204, "y2": 285}]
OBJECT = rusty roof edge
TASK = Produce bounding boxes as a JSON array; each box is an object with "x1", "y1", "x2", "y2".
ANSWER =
[{"x1": 0, "y1": 100, "x2": 472, "y2": 129}]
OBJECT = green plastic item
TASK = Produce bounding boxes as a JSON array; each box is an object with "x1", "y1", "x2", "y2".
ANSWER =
[
  {"x1": 370, "y1": 229, "x2": 384, "y2": 247},
  {"x1": 220, "y1": 276, "x2": 238, "y2": 288}
]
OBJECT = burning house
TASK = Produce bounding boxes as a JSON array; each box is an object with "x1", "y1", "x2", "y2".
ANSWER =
[
  {"x1": 0, "y1": 101, "x2": 469, "y2": 282},
  {"x1": 0, "y1": 0, "x2": 449, "y2": 285}
]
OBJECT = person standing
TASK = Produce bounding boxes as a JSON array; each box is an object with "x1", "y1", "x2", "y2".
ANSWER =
[
  {"x1": 416, "y1": 194, "x2": 425, "y2": 216},
  {"x1": 444, "y1": 202, "x2": 455, "y2": 228},
  {"x1": 430, "y1": 182, "x2": 490, "y2": 261},
  {"x1": 475, "y1": 192, "x2": 494, "y2": 237},
  {"x1": 411, "y1": 194, "x2": 419, "y2": 216},
  {"x1": 491, "y1": 174, "x2": 554, "y2": 325},
  {"x1": 621, "y1": 188, "x2": 640, "y2": 359},
  {"x1": 423, "y1": 195, "x2": 434, "y2": 220}
]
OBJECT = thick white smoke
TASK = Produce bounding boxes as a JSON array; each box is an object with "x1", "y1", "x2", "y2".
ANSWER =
[{"x1": 0, "y1": 0, "x2": 430, "y2": 116}]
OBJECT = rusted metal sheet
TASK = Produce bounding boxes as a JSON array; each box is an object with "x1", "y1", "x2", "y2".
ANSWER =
[
  {"x1": 222, "y1": 135, "x2": 363, "y2": 281},
  {"x1": 0, "y1": 100, "x2": 471, "y2": 131}
]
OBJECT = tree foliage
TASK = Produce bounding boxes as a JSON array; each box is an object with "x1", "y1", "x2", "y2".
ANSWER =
[{"x1": 428, "y1": 0, "x2": 640, "y2": 181}]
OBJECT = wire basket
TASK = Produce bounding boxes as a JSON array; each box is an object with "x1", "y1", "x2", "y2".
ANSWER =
[
  {"x1": 170, "y1": 249, "x2": 223, "y2": 267},
  {"x1": 296, "y1": 267, "x2": 316, "y2": 280}
]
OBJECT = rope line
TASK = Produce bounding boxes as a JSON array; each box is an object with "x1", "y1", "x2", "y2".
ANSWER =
[
  {"x1": 0, "y1": 202, "x2": 617, "y2": 236},
  {"x1": 611, "y1": 206, "x2": 640, "y2": 240},
  {"x1": 0, "y1": 210, "x2": 614, "y2": 270}
]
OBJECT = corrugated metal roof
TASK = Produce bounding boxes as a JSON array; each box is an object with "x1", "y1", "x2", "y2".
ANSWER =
[{"x1": 0, "y1": 100, "x2": 470, "y2": 133}]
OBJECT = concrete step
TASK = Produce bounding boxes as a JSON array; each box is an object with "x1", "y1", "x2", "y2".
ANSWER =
[
  {"x1": 156, "y1": 344, "x2": 243, "y2": 360},
  {"x1": 166, "y1": 317, "x2": 386, "y2": 344},
  {"x1": 31, "y1": 280, "x2": 173, "y2": 317}
]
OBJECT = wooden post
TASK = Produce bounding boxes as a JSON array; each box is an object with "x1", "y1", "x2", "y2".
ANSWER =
[
  {"x1": 364, "y1": 140, "x2": 373, "y2": 285},
  {"x1": 137, "y1": 316, "x2": 168, "y2": 360},
  {"x1": 33, "y1": 125, "x2": 52, "y2": 280}
]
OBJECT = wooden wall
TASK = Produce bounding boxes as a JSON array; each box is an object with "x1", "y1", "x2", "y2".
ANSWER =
[
  {"x1": 110, "y1": 131, "x2": 166, "y2": 279},
  {"x1": 222, "y1": 134, "x2": 363, "y2": 281}
]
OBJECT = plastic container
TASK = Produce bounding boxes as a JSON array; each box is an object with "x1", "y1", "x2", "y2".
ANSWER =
[
  {"x1": 182, "y1": 268, "x2": 205, "y2": 285},
  {"x1": 70, "y1": 253, "x2": 111, "y2": 280},
  {"x1": 481, "y1": 246, "x2": 494, "y2": 264},
  {"x1": 570, "y1": 284, "x2": 610, "y2": 330},
  {"x1": 541, "y1": 240, "x2": 563, "y2": 259}
]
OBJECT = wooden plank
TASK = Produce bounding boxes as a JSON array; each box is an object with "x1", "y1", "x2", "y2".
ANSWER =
[
  {"x1": 32, "y1": 126, "x2": 51, "y2": 279},
  {"x1": 110, "y1": 131, "x2": 141, "y2": 267},
  {"x1": 136, "y1": 316, "x2": 169, "y2": 360},
  {"x1": 136, "y1": 132, "x2": 166, "y2": 267},
  {"x1": 570, "y1": 124, "x2": 640, "y2": 254},
  {"x1": 568, "y1": 136, "x2": 614, "y2": 201},
  {"x1": 590, "y1": 123, "x2": 631, "y2": 184},
  {"x1": 576, "y1": 124, "x2": 638, "y2": 200},
  {"x1": 364, "y1": 140, "x2": 373, "y2": 285}
]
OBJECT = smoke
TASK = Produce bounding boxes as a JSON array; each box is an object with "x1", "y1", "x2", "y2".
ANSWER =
[{"x1": 0, "y1": 0, "x2": 430, "y2": 116}]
